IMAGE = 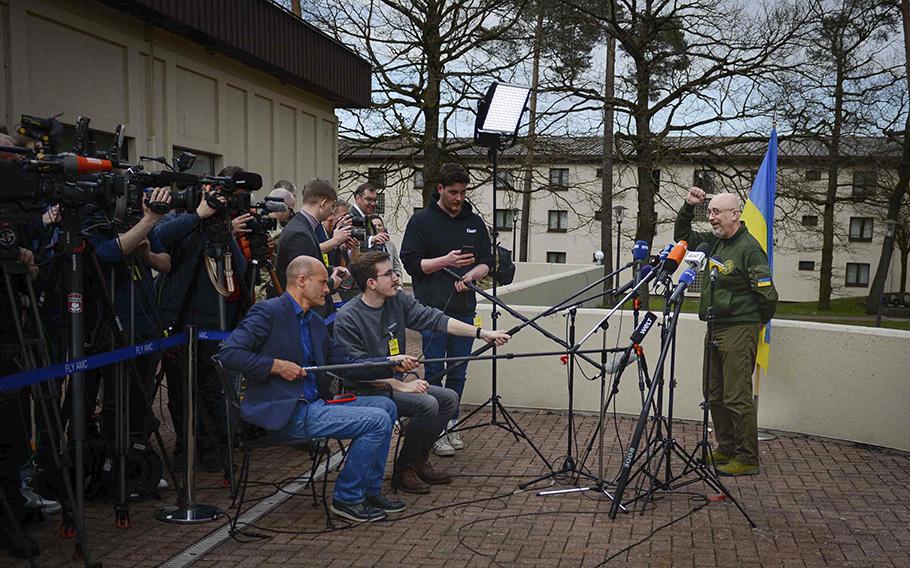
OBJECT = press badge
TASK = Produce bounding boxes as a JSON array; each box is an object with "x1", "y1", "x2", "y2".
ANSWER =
[
  {"x1": 322, "y1": 252, "x2": 330, "y2": 267},
  {"x1": 388, "y1": 338, "x2": 400, "y2": 356},
  {"x1": 474, "y1": 315, "x2": 483, "y2": 328}
]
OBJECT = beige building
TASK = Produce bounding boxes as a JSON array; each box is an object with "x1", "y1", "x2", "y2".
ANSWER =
[
  {"x1": 0, "y1": 0, "x2": 370, "y2": 199},
  {"x1": 339, "y1": 137, "x2": 907, "y2": 303}
]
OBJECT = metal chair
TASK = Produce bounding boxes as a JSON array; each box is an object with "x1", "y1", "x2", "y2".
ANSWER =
[{"x1": 213, "y1": 359, "x2": 337, "y2": 532}]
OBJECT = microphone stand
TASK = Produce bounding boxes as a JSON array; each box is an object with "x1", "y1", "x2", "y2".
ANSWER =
[{"x1": 644, "y1": 266, "x2": 757, "y2": 526}]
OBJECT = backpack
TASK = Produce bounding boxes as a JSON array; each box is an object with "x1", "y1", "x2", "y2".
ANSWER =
[{"x1": 494, "y1": 244, "x2": 516, "y2": 286}]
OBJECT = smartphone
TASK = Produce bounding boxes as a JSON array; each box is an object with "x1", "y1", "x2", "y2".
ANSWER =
[{"x1": 460, "y1": 245, "x2": 475, "y2": 255}]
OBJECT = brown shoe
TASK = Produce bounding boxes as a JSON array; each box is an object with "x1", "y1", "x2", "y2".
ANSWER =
[
  {"x1": 413, "y1": 461, "x2": 453, "y2": 485},
  {"x1": 392, "y1": 464, "x2": 431, "y2": 494}
]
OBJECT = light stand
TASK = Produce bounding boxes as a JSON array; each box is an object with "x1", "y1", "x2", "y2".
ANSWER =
[{"x1": 443, "y1": 82, "x2": 549, "y2": 468}]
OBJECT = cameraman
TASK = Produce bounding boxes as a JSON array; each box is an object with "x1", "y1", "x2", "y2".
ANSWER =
[
  {"x1": 154, "y1": 167, "x2": 249, "y2": 470},
  {"x1": 83, "y1": 186, "x2": 172, "y2": 447}
]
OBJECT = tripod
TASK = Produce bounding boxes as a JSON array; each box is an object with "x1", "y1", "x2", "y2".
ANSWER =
[
  {"x1": 2, "y1": 250, "x2": 99, "y2": 566},
  {"x1": 637, "y1": 267, "x2": 756, "y2": 526},
  {"x1": 607, "y1": 271, "x2": 755, "y2": 526}
]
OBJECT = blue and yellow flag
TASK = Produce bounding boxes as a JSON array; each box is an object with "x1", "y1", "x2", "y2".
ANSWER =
[{"x1": 739, "y1": 128, "x2": 777, "y2": 374}]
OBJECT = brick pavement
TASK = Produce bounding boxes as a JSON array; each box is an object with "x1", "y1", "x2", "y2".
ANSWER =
[{"x1": 4, "y1": 405, "x2": 909, "y2": 568}]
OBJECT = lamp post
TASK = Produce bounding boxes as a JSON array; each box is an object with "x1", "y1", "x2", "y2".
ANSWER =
[
  {"x1": 876, "y1": 219, "x2": 899, "y2": 327},
  {"x1": 510, "y1": 207, "x2": 519, "y2": 254},
  {"x1": 613, "y1": 205, "x2": 626, "y2": 290}
]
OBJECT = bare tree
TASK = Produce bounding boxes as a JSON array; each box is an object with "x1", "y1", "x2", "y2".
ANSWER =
[
  {"x1": 304, "y1": 0, "x2": 528, "y2": 206},
  {"x1": 771, "y1": 0, "x2": 900, "y2": 309},
  {"x1": 555, "y1": 0, "x2": 805, "y2": 254},
  {"x1": 867, "y1": 0, "x2": 910, "y2": 313}
]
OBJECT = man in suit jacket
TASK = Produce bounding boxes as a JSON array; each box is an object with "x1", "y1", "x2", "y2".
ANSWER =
[
  {"x1": 271, "y1": 179, "x2": 349, "y2": 318},
  {"x1": 219, "y1": 255, "x2": 419, "y2": 522},
  {"x1": 350, "y1": 183, "x2": 390, "y2": 251}
]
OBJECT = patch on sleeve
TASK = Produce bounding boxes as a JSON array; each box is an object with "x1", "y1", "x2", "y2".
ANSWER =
[{"x1": 756, "y1": 277, "x2": 772, "y2": 287}]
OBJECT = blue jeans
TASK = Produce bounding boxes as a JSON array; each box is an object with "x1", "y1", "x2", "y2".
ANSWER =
[
  {"x1": 273, "y1": 397, "x2": 397, "y2": 504},
  {"x1": 421, "y1": 313, "x2": 475, "y2": 420}
]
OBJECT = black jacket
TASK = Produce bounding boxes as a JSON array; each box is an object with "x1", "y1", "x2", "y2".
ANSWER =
[
  {"x1": 272, "y1": 211, "x2": 335, "y2": 318},
  {"x1": 400, "y1": 195, "x2": 493, "y2": 315}
]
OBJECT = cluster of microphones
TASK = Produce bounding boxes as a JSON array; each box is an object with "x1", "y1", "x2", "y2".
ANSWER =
[{"x1": 606, "y1": 240, "x2": 712, "y2": 305}]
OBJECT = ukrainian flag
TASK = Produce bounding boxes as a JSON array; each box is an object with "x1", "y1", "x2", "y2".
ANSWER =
[{"x1": 739, "y1": 128, "x2": 777, "y2": 375}]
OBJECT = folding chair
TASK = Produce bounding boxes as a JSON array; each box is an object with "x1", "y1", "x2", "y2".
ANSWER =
[{"x1": 213, "y1": 359, "x2": 336, "y2": 532}]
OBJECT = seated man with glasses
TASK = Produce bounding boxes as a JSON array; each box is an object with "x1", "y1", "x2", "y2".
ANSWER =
[{"x1": 334, "y1": 251, "x2": 510, "y2": 494}]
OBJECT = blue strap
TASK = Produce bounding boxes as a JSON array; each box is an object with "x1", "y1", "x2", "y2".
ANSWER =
[
  {"x1": 0, "y1": 333, "x2": 188, "y2": 392},
  {"x1": 197, "y1": 330, "x2": 231, "y2": 341}
]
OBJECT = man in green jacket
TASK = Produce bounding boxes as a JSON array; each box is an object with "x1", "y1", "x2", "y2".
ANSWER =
[{"x1": 675, "y1": 188, "x2": 778, "y2": 476}]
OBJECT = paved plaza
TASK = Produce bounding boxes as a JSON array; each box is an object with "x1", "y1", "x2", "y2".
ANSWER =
[{"x1": 4, "y1": 404, "x2": 909, "y2": 568}]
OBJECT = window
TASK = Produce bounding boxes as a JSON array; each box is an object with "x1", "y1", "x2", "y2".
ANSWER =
[
  {"x1": 801, "y1": 215, "x2": 819, "y2": 227},
  {"x1": 805, "y1": 170, "x2": 822, "y2": 182},
  {"x1": 651, "y1": 169, "x2": 662, "y2": 189},
  {"x1": 495, "y1": 169, "x2": 515, "y2": 190},
  {"x1": 694, "y1": 197, "x2": 714, "y2": 220},
  {"x1": 798, "y1": 261, "x2": 815, "y2": 271},
  {"x1": 549, "y1": 168, "x2": 570, "y2": 189},
  {"x1": 596, "y1": 168, "x2": 603, "y2": 178},
  {"x1": 59, "y1": 124, "x2": 130, "y2": 161},
  {"x1": 548, "y1": 210, "x2": 568, "y2": 232},
  {"x1": 413, "y1": 169, "x2": 424, "y2": 189},
  {"x1": 368, "y1": 167, "x2": 387, "y2": 189},
  {"x1": 852, "y1": 170, "x2": 876, "y2": 198},
  {"x1": 413, "y1": 207, "x2": 422, "y2": 214},
  {"x1": 848, "y1": 217, "x2": 873, "y2": 242},
  {"x1": 173, "y1": 147, "x2": 216, "y2": 176},
  {"x1": 693, "y1": 169, "x2": 716, "y2": 192},
  {"x1": 689, "y1": 270, "x2": 705, "y2": 293},
  {"x1": 845, "y1": 263, "x2": 870, "y2": 287},
  {"x1": 546, "y1": 251, "x2": 567, "y2": 264},
  {"x1": 375, "y1": 192, "x2": 386, "y2": 215},
  {"x1": 494, "y1": 209, "x2": 515, "y2": 231}
]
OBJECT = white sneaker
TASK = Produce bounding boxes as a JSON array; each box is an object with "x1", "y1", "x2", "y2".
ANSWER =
[
  {"x1": 21, "y1": 487, "x2": 62, "y2": 515},
  {"x1": 447, "y1": 420, "x2": 465, "y2": 450},
  {"x1": 432, "y1": 436, "x2": 455, "y2": 457},
  {"x1": 447, "y1": 430, "x2": 464, "y2": 450}
]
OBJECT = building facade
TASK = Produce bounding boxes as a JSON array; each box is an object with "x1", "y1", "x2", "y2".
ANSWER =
[
  {"x1": 339, "y1": 137, "x2": 907, "y2": 303},
  {"x1": 0, "y1": 0, "x2": 371, "y2": 200}
]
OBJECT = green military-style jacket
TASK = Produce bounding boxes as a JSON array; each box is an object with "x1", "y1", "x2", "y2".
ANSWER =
[{"x1": 674, "y1": 203, "x2": 778, "y2": 326}]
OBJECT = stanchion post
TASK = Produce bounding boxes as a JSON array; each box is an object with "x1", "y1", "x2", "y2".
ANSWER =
[{"x1": 155, "y1": 325, "x2": 223, "y2": 523}]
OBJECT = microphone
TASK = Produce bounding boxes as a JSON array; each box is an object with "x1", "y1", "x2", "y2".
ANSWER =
[
  {"x1": 668, "y1": 268, "x2": 697, "y2": 305},
  {"x1": 62, "y1": 155, "x2": 113, "y2": 175},
  {"x1": 654, "y1": 240, "x2": 688, "y2": 283},
  {"x1": 262, "y1": 199, "x2": 288, "y2": 213},
  {"x1": 683, "y1": 242, "x2": 710, "y2": 271},
  {"x1": 632, "y1": 240, "x2": 649, "y2": 262},
  {"x1": 605, "y1": 352, "x2": 638, "y2": 375},
  {"x1": 615, "y1": 264, "x2": 652, "y2": 295}
]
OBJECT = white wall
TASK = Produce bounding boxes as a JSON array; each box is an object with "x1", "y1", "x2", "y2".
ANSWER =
[{"x1": 465, "y1": 303, "x2": 910, "y2": 451}]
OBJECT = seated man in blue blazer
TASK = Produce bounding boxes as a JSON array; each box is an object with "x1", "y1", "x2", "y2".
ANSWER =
[{"x1": 218, "y1": 255, "x2": 419, "y2": 522}]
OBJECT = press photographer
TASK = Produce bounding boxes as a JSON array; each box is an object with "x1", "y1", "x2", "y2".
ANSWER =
[{"x1": 155, "y1": 165, "x2": 254, "y2": 471}]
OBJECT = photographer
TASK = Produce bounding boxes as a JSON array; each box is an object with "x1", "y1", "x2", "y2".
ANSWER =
[
  {"x1": 368, "y1": 215, "x2": 403, "y2": 290},
  {"x1": 154, "y1": 167, "x2": 249, "y2": 470},
  {"x1": 82, "y1": 186, "x2": 172, "y2": 447},
  {"x1": 350, "y1": 183, "x2": 390, "y2": 251}
]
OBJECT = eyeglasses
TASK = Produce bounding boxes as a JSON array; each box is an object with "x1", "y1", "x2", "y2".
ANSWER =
[
  {"x1": 707, "y1": 207, "x2": 738, "y2": 216},
  {"x1": 376, "y1": 269, "x2": 398, "y2": 279}
]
